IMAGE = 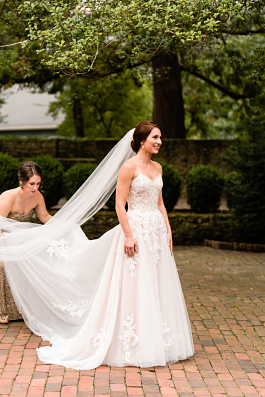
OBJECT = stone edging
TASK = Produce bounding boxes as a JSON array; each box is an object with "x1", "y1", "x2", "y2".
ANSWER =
[{"x1": 204, "y1": 239, "x2": 265, "y2": 252}]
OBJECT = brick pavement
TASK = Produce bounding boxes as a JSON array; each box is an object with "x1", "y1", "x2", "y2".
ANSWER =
[{"x1": 1, "y1": 246, "x2": 265, "y2": 397}]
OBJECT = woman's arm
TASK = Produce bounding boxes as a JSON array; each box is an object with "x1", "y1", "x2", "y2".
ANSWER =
[
  {"x1": 157, "y1": 191, "x2": 173, "y2": 255},
  {"x1": 116, "y1": 162, "x2": 138, "y2": 258},
  {"x1": 0, "y1": 192, "x2": 14, "y2": 236},
  {"x1": 0, "y1": 191, "x2": 14, "y2": 218},
  {"x1": 35, "y1": 192, "x2": 52, "y2": 224},
  {"x1": 156, "y1": 163, "x2": 173, "y2": 255}
]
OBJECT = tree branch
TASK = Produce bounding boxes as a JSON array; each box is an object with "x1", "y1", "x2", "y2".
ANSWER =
[
  {"x1": 0, "y1": 0, "x2": 7, "y2": 18},
  {"x1": 78, "y1": 56, "x2": 155, "y2": 80},
  {"x1": 222, "y1": 28, "x2": 264, "y2": 35},
  {"x1": 181, "y1": 65, "x2": 249, "y2": 100}
]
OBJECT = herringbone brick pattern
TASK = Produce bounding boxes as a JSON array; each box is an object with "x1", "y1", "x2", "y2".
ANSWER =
[{"x1": 1, "y1": 246, "x2": 265, "y2": 396}]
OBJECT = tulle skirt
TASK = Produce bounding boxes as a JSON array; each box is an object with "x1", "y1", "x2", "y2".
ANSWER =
[{"x1": 37, "y1": 213, "x2": 194, "y2": 369}]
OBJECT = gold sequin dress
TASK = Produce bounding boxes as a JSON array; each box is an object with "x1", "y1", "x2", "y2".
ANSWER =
[{"x1": 0, "y1": 210, "x2": 34, "y2": 322}]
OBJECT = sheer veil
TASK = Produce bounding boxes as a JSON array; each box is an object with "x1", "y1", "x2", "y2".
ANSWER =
[{"x1": 0, "y1": 128, "x2": 135, "y2": 341}]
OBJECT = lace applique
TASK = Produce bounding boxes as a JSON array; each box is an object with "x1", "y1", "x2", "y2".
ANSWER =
[
  {"x1": 52, "y1": 298, "x2": 88, "y2": 319},
  {"x1": 161, "y1": 318, "x2": 174, "y2": 350},
  {"x1": 118, "y1": 313, "x2": 139, "y2": 362},
  {"x1": 127, "y1": 211, "x2": 168, "y2": 265},
  {"x1": 47, "y1": 238, "x2": 69, "y2": 259},
  {"x1": 125, "y1": 252, "x2": 139, "y2": 278},
  {"x1": 128, "y1": 174, "x2": 162, "y2": 212},
  {"x1": 126, "y1": 174, "x2": 169, "y2": 265},
  {"x1": 91, "y1": 322, "x2": 107, "y2": 350}
]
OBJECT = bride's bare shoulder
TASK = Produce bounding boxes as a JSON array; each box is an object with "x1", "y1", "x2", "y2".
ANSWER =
[
  {"x1": 121, "y1": 158, "x2": 137, "y2": 172},
  {"x1": 152, "y1": 161, "x2": 163, "y2": 174},
  {"x1": 119, "y1": 158, "x2": 137, "y2": 181}
]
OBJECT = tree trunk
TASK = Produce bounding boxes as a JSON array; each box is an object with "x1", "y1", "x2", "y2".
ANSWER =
[
  {"x1": 72, "y1": 92, "x2": 85, "y2": 137},
  {"x1": 152, "y1": 53, "x2": 186, "y2": 138}
]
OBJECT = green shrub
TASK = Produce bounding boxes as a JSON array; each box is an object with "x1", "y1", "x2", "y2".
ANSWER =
[
  {"x1": 224, "y1": 171, "x2": 241, "y2": 210},
  {"x1": 160, "y1": 162, "x2": 182, "y2": 212},
  {"x1": 186, "y1": 164, "x2": 224, "y2": 213},
  {"x1": 0, "y1": 153, "x2": 20, "y2": 194},
  {"x1": 224, "y1": 126, "x2": 265, "y2": 243},
  {"x1": 29, "y1": 155, "x2": 64, "y2": 208},
  {"x1": 64, "y1": 162, "x2": 97, "y2": 200},
  {"x1": 106, "y1": 191, "x2": 116, "y2": 211}
]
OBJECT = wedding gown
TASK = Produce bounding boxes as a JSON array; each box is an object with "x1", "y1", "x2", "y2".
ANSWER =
[
  {"x1": 0, "y1": 129, "x2": 194, "y2": 369},
  {"x1": 37, "y1": 172, "x2": 194, "y2": 368}
]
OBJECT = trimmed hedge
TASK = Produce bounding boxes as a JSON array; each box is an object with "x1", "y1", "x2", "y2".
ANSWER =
[
  {"x1": 0, "y1": 153, "x2": 20, "y2": 194},
  {"x1": 186, "y1": 164, "x2": 224, "y2": 213},
  {"x1": 160, "y1": 162, "x2": 182, "y2": 212},
  {"x1": 64, "y1": 162, "x2": 97, "y2": 200}
]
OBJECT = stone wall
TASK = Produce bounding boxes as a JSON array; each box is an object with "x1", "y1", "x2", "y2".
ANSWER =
[
  {"x1": 31, "y1": 211, "x2": 232, "y2": 244},
  {"x1": 0, "y1": 137, "x2": 233, "y2": 178},
  {"x1": 81, "y1": 212, "x2": 232, "y2": 245}
]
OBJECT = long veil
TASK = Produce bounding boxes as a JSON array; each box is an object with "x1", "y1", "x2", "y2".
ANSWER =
[{"x1": 0, "y1": 128, "x2": 135, "y2": 341}]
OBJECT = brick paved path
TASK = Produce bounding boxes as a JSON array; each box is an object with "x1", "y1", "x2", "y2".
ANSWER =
[{"x1": 1, "y1": 246, "x2": 265, "y2": 397}]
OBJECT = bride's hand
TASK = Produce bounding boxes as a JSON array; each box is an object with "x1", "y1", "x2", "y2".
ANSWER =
[
  {"x1": 124, "y1": 236, "x2": 138, "y2": 258},
  {"x1": 0, "y1": 233, "x2": 5, "y2": 238},
  {"x1": 168, "y1": 233, "x2": 173, "y2": 255}
]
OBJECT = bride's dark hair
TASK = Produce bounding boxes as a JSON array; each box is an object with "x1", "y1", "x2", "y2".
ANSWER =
[
  {"x1": 18, "y1": 161, "x2": 42, "y2": 188},
  {"x1": 131, "y1": 120, "x2": 160, "y2": 153}
]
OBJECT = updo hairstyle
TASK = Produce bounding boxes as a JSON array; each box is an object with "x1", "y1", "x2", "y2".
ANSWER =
[
  {"x1": 18, "y1": 161, "x2": 42, "y2": 189},
  {"x1": 131, "y1": 120, "x2": 160, "y2": 153}
]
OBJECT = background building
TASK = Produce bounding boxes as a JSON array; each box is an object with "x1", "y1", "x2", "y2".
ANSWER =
[{"x1": 0, "y1": 85, "x2": 64, "y2": 137}]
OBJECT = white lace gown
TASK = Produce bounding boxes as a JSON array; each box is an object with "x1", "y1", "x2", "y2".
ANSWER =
[{"x1": 37, "y1": 173, "x2": 194, "y2": 369}]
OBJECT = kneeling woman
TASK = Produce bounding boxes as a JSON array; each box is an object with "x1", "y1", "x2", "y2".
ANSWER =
[{"x1": 0, "y1": 162, "x2": 52, "y2": 323}]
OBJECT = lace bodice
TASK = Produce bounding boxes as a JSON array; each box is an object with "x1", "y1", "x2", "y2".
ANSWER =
[
  {"x1": 127, "y1": 173, "x2": 163, "y2": 211},
  {"x1": 7, "y1": 209, "x2": 34, "y2": 222},
  {"x1": 125, "y1": 173, "x2": 168, "y2": 277}
]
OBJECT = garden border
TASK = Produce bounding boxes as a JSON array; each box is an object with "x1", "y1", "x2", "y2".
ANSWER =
[{"x1": 204, "y1": 239, "x2": 265, "y2": 252}]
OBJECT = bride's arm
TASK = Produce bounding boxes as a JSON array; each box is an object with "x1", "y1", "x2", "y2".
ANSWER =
[
  {"x1": 157, "y1": 190, "x2": 173, "y2": 255},
  {"x1": 116, "y1": 162, "x2": 138, "y2": 258}
]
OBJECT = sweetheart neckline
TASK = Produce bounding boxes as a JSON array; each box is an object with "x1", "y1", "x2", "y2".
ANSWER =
[
  {"x1": 133, "y1": 173, "x2": 162, "y2": 183},
  {"x1": 9, "y1": 209, "x2": 34, "y2": 216}
]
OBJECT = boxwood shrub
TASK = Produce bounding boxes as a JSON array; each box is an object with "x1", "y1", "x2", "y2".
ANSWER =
[
  {"x1": 64, "y1": 162, "x2": 97, "y2": 200},
  {"x1": 0, "y1": 153, "x2": 20, "y2": 194},
  {"x1": 186, "y1": 164, "x2": 224, "y2": 213},
  {"x1": 160, "y1": 162, "x2": 182, "y2": 212},
  {"x1": 29, "y1": 155, "x2": 64, "y2": 208}
]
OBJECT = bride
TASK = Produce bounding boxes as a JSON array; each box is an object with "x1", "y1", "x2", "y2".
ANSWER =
[{"x1": 0, "y1": 120, "x2": 194, "y2": 369}]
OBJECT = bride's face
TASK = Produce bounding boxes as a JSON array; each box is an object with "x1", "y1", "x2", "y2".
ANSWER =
[
  {"x1": 21, "y1": 175, "x2": 41, "y2": 196},
  {"x1": 142, "y1": 127, "x2": 162, "y2": 154}
]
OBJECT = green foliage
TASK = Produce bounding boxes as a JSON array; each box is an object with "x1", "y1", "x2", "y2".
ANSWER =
[
  {"x1": 49, "y1": 71, "x2": 152, "y2": 138},
  {"x1": 186, "y1": 165, "x2": 224, "y2": 212},
  {"x1": 29, "y1": 155, "x2": 64, "y2": 208},
  {"x1": 18, "y1": 0, "x2": 243, "y2": 74},
  {"x1": 0, "y1": 153, "x2": 20, "y2": 194},
  {"x1": 64, "y1": 162, "x2": 97, "y2": 200},
  {"x1": 160, "y1": 162, "x2": 182, "y2": 212},
  {"x1": 0, "y1": 97, "x2": 6, "y2": 123},
  {"x1": 224, "y1": 118, "x2": 265, "y2": 243},
  {"x1": 183, "y1": 33, "x2": 265, "y2": 139},
  {"x1": 224, "y1": 171, "x2": 240, "y2": 210}
]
